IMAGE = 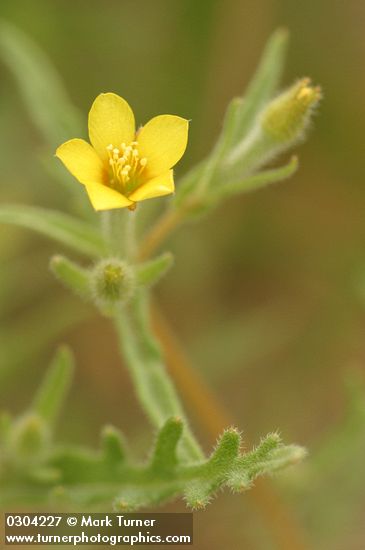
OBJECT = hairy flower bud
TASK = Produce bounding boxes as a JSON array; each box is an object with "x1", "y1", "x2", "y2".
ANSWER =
[
  {"x1": 90, "y1": 258, "x2": 135, "y2": 312},
  {"x1": 261, "y1": 78, "x2": 321, "y2": 143}
]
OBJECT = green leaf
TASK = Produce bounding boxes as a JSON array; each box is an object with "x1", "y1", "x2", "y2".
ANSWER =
[
  {"x1": 32, "y1": 346, "x2": 74, "y2": 424},
  {"x1": 0, "y1": 19, "x2": 82, "y2": 146},
  {"x1": 136, "y1": 252, "x2": 174, "y2": 287},
  {"x1": 50, "y1": 255, "x2": 91, "y2": 299},
  {"x1": 183, "y1": 428, "x2": 241, "y2": 508},
  {"x1": 227, "y1": 432, "x2": 282, "y2": 491},
  {"x1": 183, "y1": 480, "x2": 216, "y2": 510},
  {"x1": 174, "y1": 29, "x2": 289, "y2": 213},
  {"x1": 231, "y1": 28, "x2": 289, "y2": 143},
  {"x1": 151, "y1": 417, "x2": 184, "y2": 474},
  {"x1": 174, "y1": 99, "x2": 244, "y2": 207},
  {"x1": 207, "y1": 427, "x2": 241, "y2": 471},
  {"x1": 220, "y1": 155, "x2": 298, "y2": 198},
  {"x1": 51, "y1": 447, "x2": 113, "y2": 484},
  {"x1": 0, "y1": 205, "x2": 106, "y2": 257},
  {"x1": 101, "y1": 425, "x2": 127, "y2": 465},
  {"x1": 9, "y1": 413, "x2": 50, "y2": 460},
  {"x1": 263, "y1": 444, "x2": 307, "y2": 473},
  {"x1": 240, "y1": 432, "x2": 282, "y2": 468}
]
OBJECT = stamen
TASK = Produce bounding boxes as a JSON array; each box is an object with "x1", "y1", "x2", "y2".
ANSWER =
[{"x1": 105, "y1": 140, "x2": 148, "y2": 196}]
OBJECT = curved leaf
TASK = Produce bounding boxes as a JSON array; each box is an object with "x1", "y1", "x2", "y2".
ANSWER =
[{"x1": 0, "y1": 205, "x2": 106, "y2": 257}]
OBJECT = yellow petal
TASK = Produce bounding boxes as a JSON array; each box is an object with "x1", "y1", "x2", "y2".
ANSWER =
[
  {"x1": 137, "y1": 115, "x2": 188, "y2": 178},
  {"x1": 88, "y1": 93, "x2": 135, "y2": 161},
  {"x1": 85, "y1": 182, "x2": 133, "y2": 211},
  {"x1": 129, "y1": 170, "x2": 174, "y2": 202},
  {"x1": 56, "y1": 139, "x2": 106, "y2": 185}
]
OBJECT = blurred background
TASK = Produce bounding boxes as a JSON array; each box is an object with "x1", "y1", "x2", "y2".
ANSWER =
[{"x1": 1, "y1": 0, "x2": 365, "y2": 548}]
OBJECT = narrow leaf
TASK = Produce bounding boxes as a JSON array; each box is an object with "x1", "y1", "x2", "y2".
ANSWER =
[
  {"x1": 184, "y1": 480, "x2": 217, "y2": 510},
  {"x1": 227, "y1": 433, "x2": 283, "y2": 491},
  {"x1": 0, "y1": 205, "x2": 106, "y2": 257},
  {"x1": 0, "y1": 19, "x2": 82, "y2": 145},
  {"x1": 175, "y1": 99, "x2": 244, "y2": 207},
  {"x1": 50, "y1": 447, "x2": 109, "y2": 484},
  {"x1": 32, "y1": 346, "x2": 74, "y2": 424},
  {"x1": 264, "y1": 444, "x2": 307, "y2": 472},
  {"x1": 151, "y1": 417, "x2": 183, "y2": 473},
  {"x1": 240, "y1": 432, "x2": 282, "y2": 469},
  {"x1": 50, "y1": 255, "x2": 91, "y2": 299},
  {"x1": 240, "y1": 444, "x2": 306, "y2": 486},
  {"x1": 136, "y1": 252, "x2": 174, "y2": 287},
  {"x1": 207, "y1": 428, "x2": 241, "y2": 471},
  {"x1": 220, "y1": 155, "x2": 298, "y2": 198},
  {"x1": 231, "y1": 28, "x2": 289, "y2": 143},
  {"x1": 101, "y1": 425, "x2": 127, "y2": 465}
]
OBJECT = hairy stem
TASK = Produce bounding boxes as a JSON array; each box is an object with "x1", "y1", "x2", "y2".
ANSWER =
[
  {"x1": 101, "y1": 210, "x2": 137, "y2": 258},
  {"x1": 102, "y1": 210, "x2": 202, "y2": 461},
  {"x1": 114, "y1": 289, "x2": 203, "y2": 462}
]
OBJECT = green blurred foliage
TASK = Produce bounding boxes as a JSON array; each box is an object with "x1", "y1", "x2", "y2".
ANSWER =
[{"x1": 1, "y1": 0, "x2": 365, "y2": 548}]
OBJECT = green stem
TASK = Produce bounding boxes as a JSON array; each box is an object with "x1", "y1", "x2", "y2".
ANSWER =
[
  {"x1": 101, "y1": 210, "x2": 136, "y2": 258},
  {"x1": 114, "y1": 289, "x2": 203, "y2": 462},
  {"x1": 101, "y1": 209, "x2": 203, "y2": 462}
]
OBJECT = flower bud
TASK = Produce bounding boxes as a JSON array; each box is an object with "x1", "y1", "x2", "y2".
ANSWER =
[
  {"x1": 90, "y1": 258, "x2": 135, "y2": 312},
  {"x1": 261, "y1": 78, "x2": 321, "y2": 143},
  {"x1": 9, "y1": 413, "x2": 50, "y2": 460}
]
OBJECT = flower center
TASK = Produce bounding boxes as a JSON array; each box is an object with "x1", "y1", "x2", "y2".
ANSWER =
[{"x1": 106, "y1": 141, "x2": 147, "y2": 196}]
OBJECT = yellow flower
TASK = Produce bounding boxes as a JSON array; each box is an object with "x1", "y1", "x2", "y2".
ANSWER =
[{"x1": 56, "y1": 93, "x2": 189, "y2": 211}]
